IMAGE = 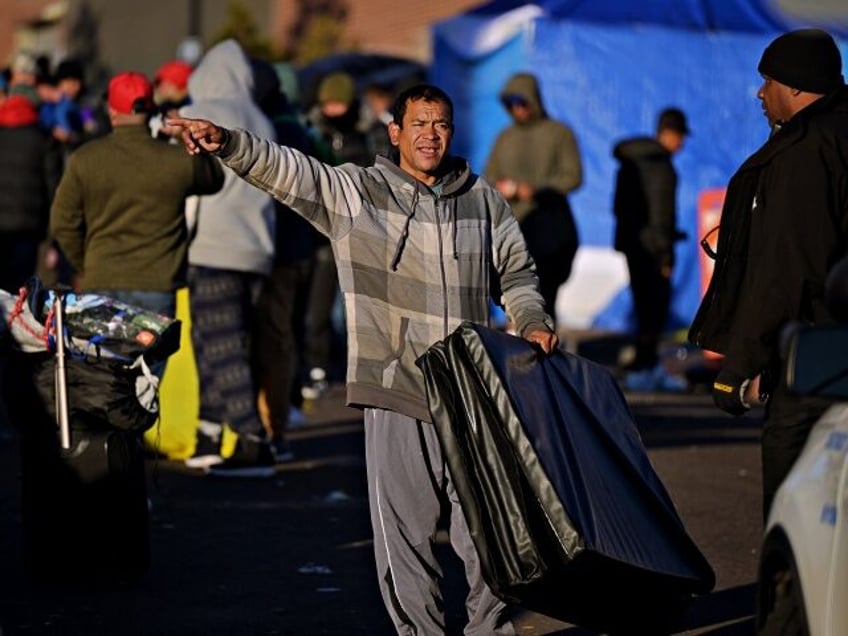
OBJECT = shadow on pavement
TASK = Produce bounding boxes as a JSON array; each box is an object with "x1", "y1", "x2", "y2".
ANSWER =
[
  {"x1": 674, "y1": 583, "x2": 758, "y2": 635},
  {"x1": 0, "y1": 380, "x2": 761, "y2": 636}
]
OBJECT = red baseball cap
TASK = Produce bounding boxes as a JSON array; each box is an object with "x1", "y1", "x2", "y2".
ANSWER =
[
  {"x1": 108, "y1": 71, "x2": 154, "y2": 114},
  {"x1": 155, "y1": 60, "x2": 193, "y2": 91},
  {"x1": 155, "y1": 60, "x2": 194, "y2": 90}
]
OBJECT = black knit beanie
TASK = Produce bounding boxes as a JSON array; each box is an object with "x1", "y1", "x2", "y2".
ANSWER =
[{"x1": 758, "y1": 28, "x2": 844, "y2": 94}]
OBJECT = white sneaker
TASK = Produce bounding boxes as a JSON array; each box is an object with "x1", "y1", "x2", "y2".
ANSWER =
[
  {"x1": 184, "y1": 453, "x2": 223, "y2": 469},
  {"x1": 301, "y1": 367, "x2": 328, "y2": 400}
]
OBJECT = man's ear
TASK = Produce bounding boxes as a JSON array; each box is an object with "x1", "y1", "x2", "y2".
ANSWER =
[{"x1": 388, "y1": 121, "x2": 400, "y2": 146}]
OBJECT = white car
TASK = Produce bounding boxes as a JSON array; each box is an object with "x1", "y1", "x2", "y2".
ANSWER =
[{"x1": 757, "y1": 324, "x2": 848, "y2": 636}]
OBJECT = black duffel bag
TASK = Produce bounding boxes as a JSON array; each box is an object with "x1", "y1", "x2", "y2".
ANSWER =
[{"x1": 30, "y1": 353, "x2": 160, "y2": 433}]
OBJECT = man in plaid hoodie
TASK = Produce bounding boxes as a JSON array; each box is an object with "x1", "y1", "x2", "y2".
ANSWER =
[{"x1": 170, "y1": 84, "x2": 557, "y2": 636}]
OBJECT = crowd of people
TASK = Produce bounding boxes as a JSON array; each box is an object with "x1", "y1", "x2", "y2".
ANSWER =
[
  {"x1": 1, "y1": 27, "x2": 847, "y2": 635},
  {"x1": 0, "y1": 41, "x2": 395, "y2": 475},
  {"x1": 0, "y1": 40, "x2": 688, "y2": 444}
]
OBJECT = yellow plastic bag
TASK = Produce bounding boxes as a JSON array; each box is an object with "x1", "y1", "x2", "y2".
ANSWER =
[{"x1": 144, "y1": 288, "x2": 236, "y2": 460}]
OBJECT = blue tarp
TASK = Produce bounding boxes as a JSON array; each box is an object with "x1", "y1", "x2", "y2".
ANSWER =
[
  {"x1": 468, "y1": 0, "x2": 848, "y2": 37},
  {"x1": 431, "y1": 1, "x2": 847, "y2": 331}
]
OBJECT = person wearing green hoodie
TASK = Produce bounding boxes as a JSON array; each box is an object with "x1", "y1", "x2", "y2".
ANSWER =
[{"x1": 484, "y1": 72, "x2": 583, "y2": 326}]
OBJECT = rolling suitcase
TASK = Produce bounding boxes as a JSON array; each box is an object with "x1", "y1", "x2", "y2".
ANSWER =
[{"x1": 417, "y1": 323, "x2": 715, "y2": 633}]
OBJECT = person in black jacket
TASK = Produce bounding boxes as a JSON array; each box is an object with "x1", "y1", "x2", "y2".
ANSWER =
[
  {"x1": 0, "y1": 92, "x2": 62, "y2": 293},
  {"x1": 689, "y1": 29, "x2": 848, "y2": 517},
  {"x1": 613, "y1": 108, "x2": 689, "y2": 390},
  {"x1": 249, "y1": 59, "x2": 317, "y2": 462}
]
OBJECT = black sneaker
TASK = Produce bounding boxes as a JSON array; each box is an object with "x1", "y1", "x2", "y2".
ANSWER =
[
  {"x1": 270, "y1": 437, "x2": 295, "y2": 463},
  {"x1": 184, "y1": 428, "x2": 223, "y2": 469},
  {"x1": 208, "y1": 436, "x2": 276, "y2": 478}
]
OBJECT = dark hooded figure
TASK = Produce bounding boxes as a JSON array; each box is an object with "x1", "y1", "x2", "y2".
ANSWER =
[{"x1": 613, "y1": 108, "x2": 689, "y2": 390}]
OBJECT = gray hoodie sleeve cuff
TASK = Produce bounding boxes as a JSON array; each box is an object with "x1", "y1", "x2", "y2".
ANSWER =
[
  {"x1": 520, "y1": 321, "x2": 554, "y2": 336},
  {"x1": 215, "y1": 128, "x2": 236, "y2": 159}
]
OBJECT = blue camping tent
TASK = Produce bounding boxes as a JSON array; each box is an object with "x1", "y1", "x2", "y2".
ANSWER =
[{"x1": 431, "y1": 1, "x2": 847, "y2": 331}]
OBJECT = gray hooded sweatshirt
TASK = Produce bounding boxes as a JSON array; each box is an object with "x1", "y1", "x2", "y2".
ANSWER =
[
  {"x1": 218, "y1": 130, "x2": 553, "y2": 422},
  {"x1": 181, "y1": 39, "x2": 276, "y2": 274}
]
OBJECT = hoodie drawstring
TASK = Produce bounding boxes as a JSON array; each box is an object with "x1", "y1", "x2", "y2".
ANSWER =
[
  {"x1": 450, "y1": 198, "x2": 458, "y2": 260},
  {"x1": 390, "y1": 187, "x2": 458, "y2": 271},
  {"x1": 391, "y1": 186, "x2": 419, "y2": 271}
]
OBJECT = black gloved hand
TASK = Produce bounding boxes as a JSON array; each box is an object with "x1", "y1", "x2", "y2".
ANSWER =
[{"x1": 712, "y1": 368, "x2": 750, "y2": 416}]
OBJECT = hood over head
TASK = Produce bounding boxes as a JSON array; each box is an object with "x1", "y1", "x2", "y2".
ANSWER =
[
  {"x1": 613, "y1": 137, "x2": 668, "y2": 162},
  {"x1": 499, "y1": 72, "x2": 545, "y2": 120},
  {"x1": 188, "y1": 39, "x2": 254, "y2": 102}
]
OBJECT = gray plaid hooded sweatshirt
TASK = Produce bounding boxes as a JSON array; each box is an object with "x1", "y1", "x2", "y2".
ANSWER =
[{"x1": 219, "y1": 129, "x2": 553, "y2": 422}]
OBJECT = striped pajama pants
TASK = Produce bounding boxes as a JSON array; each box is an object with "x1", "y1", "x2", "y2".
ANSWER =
[{"x1": 188, "y1": 265, "x2": 264, "y2": 437}]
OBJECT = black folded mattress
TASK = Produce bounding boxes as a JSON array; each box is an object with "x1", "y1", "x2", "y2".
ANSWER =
[{"x1": 417, "y1": 323, "x2": 715, "y2": 633}]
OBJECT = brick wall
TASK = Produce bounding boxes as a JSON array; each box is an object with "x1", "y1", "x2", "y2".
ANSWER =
[
  {"x1": 270, "y1": 0, "x2": 483, "y2": 62},
  {"x1": 1, "y1": 0, "x2": 484, "y2": 77},
  {"x1": 0, "y1": 0, "x2": 55, "y2": 66}
]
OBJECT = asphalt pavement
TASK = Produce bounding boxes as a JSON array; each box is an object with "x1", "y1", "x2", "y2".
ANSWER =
[{"x1": 0, "y1": 381, "x2": 764, "y2": 636}]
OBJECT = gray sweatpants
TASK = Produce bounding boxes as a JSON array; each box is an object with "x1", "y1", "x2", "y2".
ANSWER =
[{"x1": 364, "y1": 408, "x2": 515, "y2": 636}]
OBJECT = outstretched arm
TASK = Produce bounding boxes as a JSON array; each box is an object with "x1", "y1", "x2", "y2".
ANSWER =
[{"x1": 166, "y1": 116, "x2": 230, "y2": 155}]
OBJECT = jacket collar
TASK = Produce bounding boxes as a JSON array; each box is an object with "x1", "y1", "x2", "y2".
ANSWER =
[{"x1": 739, "y1": 85, "x2": 848, "y2": 172}]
